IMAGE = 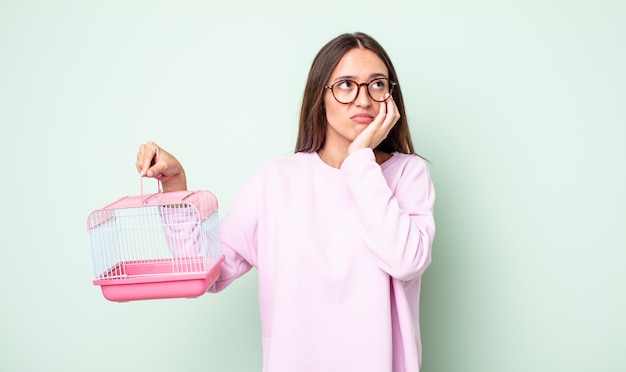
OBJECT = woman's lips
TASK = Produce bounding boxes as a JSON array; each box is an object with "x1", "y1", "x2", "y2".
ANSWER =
[{"x1": 351, "y1": 114, "x2": 374, "y2": 124}]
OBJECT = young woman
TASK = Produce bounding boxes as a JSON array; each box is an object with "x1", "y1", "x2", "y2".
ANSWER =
[{"x1": 136, "y1": 32, "x2": 435, "y2": 372}]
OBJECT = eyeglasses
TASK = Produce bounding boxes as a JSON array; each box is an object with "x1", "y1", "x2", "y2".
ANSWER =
[{"x1": 324, "y1": 77, "x2": 397, "y2": 104}]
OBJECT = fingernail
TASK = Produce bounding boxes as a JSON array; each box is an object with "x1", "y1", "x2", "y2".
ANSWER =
[{"x1": 147, "y1": 170, "x2": 153, "y2": 177}]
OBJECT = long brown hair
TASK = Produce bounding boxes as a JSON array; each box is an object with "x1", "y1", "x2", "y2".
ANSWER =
[{"x1": 295, "y1": 32, "x2": 415, "y2": 154}]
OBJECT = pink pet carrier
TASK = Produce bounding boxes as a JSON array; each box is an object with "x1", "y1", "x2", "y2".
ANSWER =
[{"x1": 86, "y1": 180, "x2": 224, "y2": 302}]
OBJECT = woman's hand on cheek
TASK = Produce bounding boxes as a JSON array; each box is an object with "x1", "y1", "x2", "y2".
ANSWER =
[{"x1": 348, "y1": 94, "x2": 400, "y2": 154}]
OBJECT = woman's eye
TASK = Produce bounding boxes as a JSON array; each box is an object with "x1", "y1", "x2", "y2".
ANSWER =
[
  {"x1": 337, "y1": 80, "x2": 354, "y2": 90},
  {"x1": 370, "y1": 79, "x2": 386, "y2": 90}
]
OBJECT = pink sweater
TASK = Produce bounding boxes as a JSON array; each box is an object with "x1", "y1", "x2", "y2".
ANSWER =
[{"x1": 211, "y1": 148, "x2": 435, "y2": 372}]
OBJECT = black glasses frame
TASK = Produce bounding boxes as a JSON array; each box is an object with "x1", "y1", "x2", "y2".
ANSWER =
[{"x1": 324, "y1": 78, "x2": 397, "y2": 104}]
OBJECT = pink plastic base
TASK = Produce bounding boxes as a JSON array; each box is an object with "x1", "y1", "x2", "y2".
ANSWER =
[{"x1": 94, "y1": 256, "x2": 225, "y2": 302}]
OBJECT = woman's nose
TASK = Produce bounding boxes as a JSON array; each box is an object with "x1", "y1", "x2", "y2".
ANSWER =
[{"x1": 353, "y1": 84, "x2": 373, "y2": 107}]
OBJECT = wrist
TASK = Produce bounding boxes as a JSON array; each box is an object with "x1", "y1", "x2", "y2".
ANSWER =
[{"x1": 162, "y1": 169, "x2": 188, "y2": 192}]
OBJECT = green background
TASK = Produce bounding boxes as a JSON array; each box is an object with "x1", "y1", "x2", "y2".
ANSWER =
[{"x1": 1, "y1": 1, "x2": 624, "y2": 371}]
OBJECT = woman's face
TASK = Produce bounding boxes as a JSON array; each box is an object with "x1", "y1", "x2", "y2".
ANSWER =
[{"x1": 323, "y1": 48, "x2": 390, "y2": 150}]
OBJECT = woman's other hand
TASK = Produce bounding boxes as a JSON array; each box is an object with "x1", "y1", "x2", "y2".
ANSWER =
[
  {"x1": 348, "y1": 94, "x2": 400, "y2": 154},
  {"x1": 136, "y1": 141, "x2": 187, "y2": 192}
]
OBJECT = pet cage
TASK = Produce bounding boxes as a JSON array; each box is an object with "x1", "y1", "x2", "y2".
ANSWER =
[{"x1": 86, "y1": 183, "x2": 224, "y2": 302}]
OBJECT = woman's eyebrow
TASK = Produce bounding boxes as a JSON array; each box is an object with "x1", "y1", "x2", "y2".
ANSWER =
[
  {"x1": 332, "y1": 75, "x2": 357, "y2": 81},
  {"x1": 368, "y1": 73, "x2": 388, "y2": 79},
  {"x1": 332, "y1": 73, "x2": 388, "y2": 81}
]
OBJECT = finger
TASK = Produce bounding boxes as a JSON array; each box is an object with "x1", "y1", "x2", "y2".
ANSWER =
[
  {"x1": 382, "y1": 95, "x2": 400, "y2": 128},
  {"x1": 136, "y1": 144, "x2": 148, "y2": 173},
  {"x1": 390, "y1": 95, "x2": 401, "y2": 121},
  {"x1": 146, "y1": 158, "x2": 170, "y2": 179},
  {"x1": 138, "y1": 142, "x2": 158, "y2": 177},
  {"x1": 372, "y1": 94, "x2": 388, "y2": 126},
  {"x1": 378, "y1": 94, "x2": 388, "y2": 119},
  {"x1": 137, "y1": 144, "x2": 150, "y2": 176},
  {"x1": 373, "y1": 94, "x2": 392, "y2": 129}
]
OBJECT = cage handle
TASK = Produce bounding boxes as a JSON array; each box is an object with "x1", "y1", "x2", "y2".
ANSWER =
[
  {"x1": 140, "y1": 176, "x2": 162, "y2": 205},
  {"x1": 140, "y1": 145, "x2": 163, "y2": 205}
]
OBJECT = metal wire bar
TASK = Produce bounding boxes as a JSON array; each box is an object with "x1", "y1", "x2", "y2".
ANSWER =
[{"x1": 88, "y1": 203, "x2": 220, "y2": 280}]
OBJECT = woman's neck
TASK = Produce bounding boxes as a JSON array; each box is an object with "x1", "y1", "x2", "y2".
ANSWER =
[
  {"x1": 317, "y1": 146, "x2": 346, "y2": 169},
  {"x1": 317, "y1": 146, "x2": 391, "y2": 168}
]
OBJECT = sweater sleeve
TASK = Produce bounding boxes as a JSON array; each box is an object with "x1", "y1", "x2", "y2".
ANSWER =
[
  {"x1": 157, "y1": 203, "x2": 253, "y2": 293},
  {"x1": 209, "y1": 170, "x2": 263, "y2": 292},
  {"x1": 340, "y1": 148, "x2": 436, "y2": 281}
]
